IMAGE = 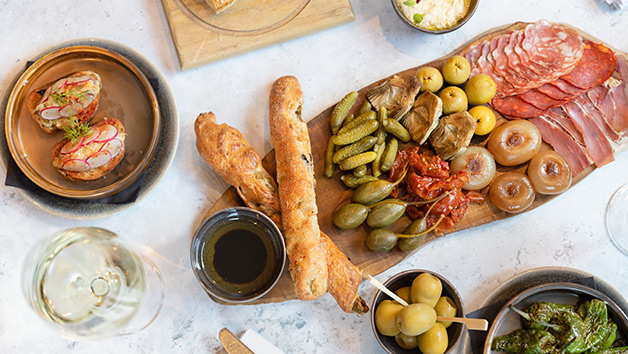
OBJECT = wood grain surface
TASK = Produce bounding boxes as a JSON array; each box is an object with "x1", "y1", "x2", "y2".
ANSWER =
[
  {"x1": 161, "y1": 0, "x2": 354, "y2": 70},
  {"x1": 204, "y1": 22, "x2": 621, "y2": 305}
]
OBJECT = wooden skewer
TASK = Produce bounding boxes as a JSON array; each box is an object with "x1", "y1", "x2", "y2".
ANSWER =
[{"x1": 366, "y1": 274, "x2": 488, "y2": 331}]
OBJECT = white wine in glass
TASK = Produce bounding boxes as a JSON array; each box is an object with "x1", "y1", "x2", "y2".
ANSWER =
[
  {"x1": 22, "y1": 227, "x2": 164, "y2": 340},
  {"x1": 606, "y1": 183, "x2": 628, "y2": 255}
]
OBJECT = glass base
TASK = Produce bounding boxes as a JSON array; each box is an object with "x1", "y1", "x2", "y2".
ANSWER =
[{"x1": 606, "y1": 184, "x2": 628, "y2": 255}]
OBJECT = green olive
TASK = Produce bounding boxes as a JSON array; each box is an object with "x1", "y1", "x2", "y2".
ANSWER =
[
  {"x1": 411, "y1": 273, "x2": 443, "y2": 307},
  {"x1": 395, "y1": 286, "x2": 412, "y2": 305},
  {"x1": 366, "y1": 200, "x2": 406, "y2": 228},
  {"x1": 418, "y1": 322, "x2": 449, "y2": 354},
  {"x1": 396, "y1": 303, "x2": 437, "y2": 336},
  {"x1": 365, "y1": 229, "x2": 398, "y2": 252},
  {"x1": 395, "y1": 333, "x2": 418, "y2": 350},
  {"x1": 434, "y1": 296, "x2": 457, "y2": 328},
  {"x1": 333, "y1": 203, "x2": 369, "y2": 229},
  {"x1": 375, "y1": 300, "x2": 404, "y2": 336},
  {"x1": 352, "y1": 179, "x2": 396, "y2": 205}
]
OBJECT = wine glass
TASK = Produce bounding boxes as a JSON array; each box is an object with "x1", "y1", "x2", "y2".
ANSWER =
[
  {"x1": 21, "y1": 227, "x2": 164, "y2": 340},
  {"x1": 606, "y1": 183, "x2": 628, "y2": 255}
]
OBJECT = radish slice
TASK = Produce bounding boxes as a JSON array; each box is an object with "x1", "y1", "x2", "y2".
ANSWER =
[
  {"x1": 78, "y1": 93, "x2": 95, "y2": 108},
  {"x1": 101, "y1": 138, "x2": 123, "y2": 158},
  {"x1": 60, "y1": 137, "x2": 85, "y2": 155},
  {"x1": 82, "y1": 127, "x2": 101, "y2": 145},
  {"x1": 95, "y1": 124, "x2": 118, "y2": 142},
  {"x1": 65, "y1": 76, "x2": 92, "y2": 86},
  {"x1": 62, "y1": 159, "x2": 91, "y2": 172},
  {"x1": 40, "y1": 106, "x2": 61, "y2": 120},
  {"x1": 86, "y1": 151, "x2": 112, "y2": 169},
  {"x1": 59, "y1": 102, "x2": 82, "y2": 117}
]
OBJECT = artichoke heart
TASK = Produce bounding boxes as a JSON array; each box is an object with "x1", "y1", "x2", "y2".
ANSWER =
[
  {"x1": 429, "y1": 111, "x2": 476, "y2": 160},
  {"x1": 366, "y1": 75, "x2": 421, "y2": 121},
  {"x1": 401, "y1": 91, "x2": 443, "y2": 145}
]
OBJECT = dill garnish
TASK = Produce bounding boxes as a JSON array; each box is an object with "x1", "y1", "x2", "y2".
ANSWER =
[{"x1": 63, "y1": 118, "x2": 92, "y2": 143}]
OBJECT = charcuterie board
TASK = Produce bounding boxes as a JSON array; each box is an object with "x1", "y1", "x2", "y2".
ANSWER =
[{"x1": 204, "y1": 21, "x2": 626, "y2": 305}]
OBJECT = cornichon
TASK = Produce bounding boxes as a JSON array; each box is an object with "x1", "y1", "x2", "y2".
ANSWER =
[
  {"x1": 337, "y1": 110, "x2": 376, "y2": 135},
  {"x1": 330, "y1": 91, "x2": 358, "y2": 134},
  {"x1": 380, "y1": 138, "x2": 398, "y2": 172},
  {"x1": 371, "y1": 142, "x2": 385, "y2": 177},
  {"x1": 353, "y1": 165, "x2": 367, "y2": 178},
  {"x1": 333, "y1": 136, "x2": 377, "y2": 164},
  {"x1": 324, "y1": 136, "x2": 336, "y2": 178},
  {"x1": 358, "y1": 101, "x2": 372, "y2": 115},
  {"x1": 341, "y1": 174, "x2": 379, "y2": 188},
  {"x1": 333, "y1": 119, "x2": 378, "y2": 145},
  {"x1": 375, "y1": 106, "x2": 388, "y2": 145},
  {"x1": 382, "y1": 118, "x2": 411, "y2": 142},
  {"x1": 339, "y1": 151, "x2": 377, "y2": 170}
]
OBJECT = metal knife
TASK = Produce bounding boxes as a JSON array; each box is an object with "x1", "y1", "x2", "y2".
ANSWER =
[{"x1": 219, "y1": 328, "x2": 256, "y2": 354}]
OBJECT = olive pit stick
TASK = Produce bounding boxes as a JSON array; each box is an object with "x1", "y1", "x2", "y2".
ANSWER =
[{"x1": 365, "y1": 274, "x2": 488, "y2": 331}]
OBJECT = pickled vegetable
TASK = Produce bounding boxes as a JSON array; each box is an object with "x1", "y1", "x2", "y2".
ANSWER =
[
  {"x1": 395, "y1": 333, "x2": 419, "y2": 350},
  {"x1": 411, "y1": 272, "x2": 442, "y2": 307},
  {"x1": 450, "y1": 146, "x2": 496, "y2": 190},
  {"x1": 366, "y1": 199, "x2": 407, "y2": 228},
  {"x1": 487, "y1": 120, "x2": 542, "y2": 166},
  {"x1": 333, "y1": 136, "x2": 377, "y2": 164},
  {"x1": 340, "y1": 174, "x2": 379, "y2": 188},
  {"x1": 417, "y1": 322, "x2": 449, "y2": 354},
  {"x1": 442, "y1": 55, "x2": 470, "y2": 85},
  {"x1": 489, "y1": 171, "x2": 535, "y2": 213},
  {"x1": 380, "y1": 138, "x2": 398, "y2": 172},
  {"x1": 464, "y1": 74, "x2": 497, "y2": 105},
  {"x1": 527, "y1": 150, "x2": 572, "y2": 195},
  {"x1": 382, "y1": 118, "x2": 411, "y2": 142},
  {"x1": 333, "y1": 119, "x2": 379, "y2": 146},
  {"x1": 324, "y1": 136, "x2": 336, "y2": 178},
  {"x1": 395, "y1": 286, "x2": 412, "y2": 305},
  {"x1": 333, "y1": 203, "x2": 369, "y2": 229},
  {"x1": 396, "y1": 303, "x2": 437, "y2": 336},
  {"x1": 435, "y1": 296, "x2": 457, "y2": 328},
  {"x1": 352, "y1": 168, "x2": 408, "y2": 205},
  {"x1": 330, "y1": 91, "x2": 358, "y2": 134},
  {"x1": 339, "y1": 151, "x2": 377, "y2": 170},
  {"x1": 375, "y1": 300, "x2": 404, "y2": 336},
  {"x1": 353, "y1": 164, "x2": 367, "y2": 178}
]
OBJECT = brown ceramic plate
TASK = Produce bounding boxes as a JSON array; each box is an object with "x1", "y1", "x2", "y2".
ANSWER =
[
  {"x1": 4, "y1": 45, "x2": 160, "y2": 199},
  {"x1": 173, "y1": 0, "x2": 311, "y2": 36}
]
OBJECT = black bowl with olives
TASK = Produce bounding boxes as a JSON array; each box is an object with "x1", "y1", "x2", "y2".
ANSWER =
[{"x1": 371, "y1": 269, "x2": 465, "y2": 354}]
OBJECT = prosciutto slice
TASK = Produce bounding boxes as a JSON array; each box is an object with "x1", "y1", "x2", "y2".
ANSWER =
[{"x1": 562, "y1": 101, "x2": 614, "y2": 167}]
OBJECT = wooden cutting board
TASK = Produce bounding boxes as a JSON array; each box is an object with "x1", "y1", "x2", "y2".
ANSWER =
[
  {"x1": 204, "y1": 22, "x2": 622, "y2": 306},
  {"x1": 161, "y1": 0, "x2": 354, "y2": 70}
]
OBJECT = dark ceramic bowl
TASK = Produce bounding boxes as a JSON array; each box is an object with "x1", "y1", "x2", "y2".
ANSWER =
[
  {"x1": 371, "y1": 269, "x2": 465, "y2": 354},
  {"x1": 190, "y1": 207, "x2": 286, "y2": 304},
  {"x1": 391, "y1": 0, "x2": 479, "y2": 34},
  {"x1": 483, "y1": 282, "x2": 628, "y2": 353}
]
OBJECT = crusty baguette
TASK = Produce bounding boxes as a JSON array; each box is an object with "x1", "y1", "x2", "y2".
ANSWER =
[
  {"x1": 269, "y1": 76, "x2": 328, "y2": 301},
  {"x1": 52, "y1": 118, "x2": 125, "y2": 181},
  {"x1": 205, "y1": 0, "x2": 236, "y2": 13},
  {"x1": 27, "y1": 71, "x2": 102, "y2": 133},
  {"x1": 194, "y1": 112, "x2": 282, "y2": 222},
  {"x1": 193, "y1": 111, "x2": 367, "y2": 313}
]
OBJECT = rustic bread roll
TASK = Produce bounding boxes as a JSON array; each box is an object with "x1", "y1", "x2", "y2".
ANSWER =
[
  {"x1": 268, "y1": 76, "x2": 328, "y2": 301},
  {"x1": 194, "y1": 111, "x2": 367, "y2": 313}
]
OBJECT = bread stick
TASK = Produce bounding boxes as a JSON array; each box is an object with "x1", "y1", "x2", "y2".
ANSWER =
[{"x1": 268, "y1": 76, "x2": 328, "y2": 300}]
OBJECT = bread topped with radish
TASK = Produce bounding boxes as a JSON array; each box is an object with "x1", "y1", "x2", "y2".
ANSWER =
[
  {"x1": 27, "y1": 71, "x2": 102, "y2": 133},
  {"x1": 52, "y1": 118, "x2": 126, "y2": 181}
]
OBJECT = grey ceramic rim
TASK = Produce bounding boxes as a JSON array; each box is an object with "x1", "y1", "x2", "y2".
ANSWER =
[
  {"x1": 190, "y1": 207, "x2": 287, "y2": 304},
  {"x1": 0, "y1": 38, "x2": 179, "y2": 219},
  {"x1": 461, "y1": 266, "x2": 628, "y2": 354},
  {"x1": 370, "y1": 269, "x2": 465, "y2": 354}
]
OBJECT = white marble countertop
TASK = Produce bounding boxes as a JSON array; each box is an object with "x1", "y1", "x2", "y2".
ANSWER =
[{"x1": 2, "y1": 0, "x2": 628, "y2": 353}]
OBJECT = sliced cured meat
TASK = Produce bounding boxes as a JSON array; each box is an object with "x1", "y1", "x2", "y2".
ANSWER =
[
  {"x1": 537, "y1": 82, "x2": 573, "y2": 101},
  {"x1": 512, "y1": 31, "x2": 547, "y2": 83},
  {"x1": 529, "y1": 116, "x2": 591, "y2": 176},
  {"x1": 465, "y1": 42, "x2": 484, "y2": 77},
  {"x1": 562, "y1": 101, "x2": 614, "y2": 167},
  {"x1": 561, "y1": 41, "x2": 616, "y2": 89},
  {"x1": 491, "y1": 95, "x2": 547, "y2": 118},
  {"x1": 574, "y1": 95, "x2": 625, "y2": 145},
  {"x1": 519, "y1": 89, "x2": 566, "y2": 110},
  {"x1": 545, "y1": 107, "x2": 585, "y2": 145},
  {"x1": 522, "y1": 20, "x2": 583, "y2": 75},
  {"x1": 493, "y1": 34, "x2": 528, "y2": 89},
  {"x1": 587, "y1": 82, "x2": 628, "y2": 134},
  {"x1": 551, "y1": 78, "x2": 587, "y2": 96}
]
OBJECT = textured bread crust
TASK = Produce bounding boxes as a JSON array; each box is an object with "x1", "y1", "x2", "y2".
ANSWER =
[
  {"x1": 27, "y1": 71, "x2": 102, "y2": 133},
  {"x1": 268, "y1": 76, "x2": 328, "y2": 301},
  {"x1": 194, "y1": 110, "x2": 367, "y2": 313},
  {"x1": 194, "y1": 112, "x2": 282, "y2": 220},
  {"x1": 52, "y1": 118, "x2": 125, "y2": 181},
  {"x1": 206, "y1": 0, "x2": 236, "y2": 13}
]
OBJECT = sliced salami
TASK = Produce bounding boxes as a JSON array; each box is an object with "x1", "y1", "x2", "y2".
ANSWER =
[
  {"x1": 490, "y1": 94, "x2": 547, "y2": 118},
  {"x1": 522, "y1": 20, "x2": 583, "y2": 76},
  {"x1": 519, "y1": 89, "x2": 566, "y2": 110},
  {"x1": 561, "y1": 40, "x2": 616, "y2": 89}
]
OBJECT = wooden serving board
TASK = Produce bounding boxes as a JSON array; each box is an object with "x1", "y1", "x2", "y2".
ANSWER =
[
  {"x1": 205, "y1": 22, "x2": 622, "y2": 305},
  {"x1": 161, "y1": 0, "x2": 354, "y2": 70}
]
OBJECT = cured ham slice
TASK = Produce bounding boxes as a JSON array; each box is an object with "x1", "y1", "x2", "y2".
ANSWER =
[
  {"x1": 529, "y1": 116, "x2": 591, "y2": 176},
  {"x1": 519, "y1": 89, "x2": 566, "y2": 110},
  {"x1": 562, "y1": 101, "x2": 614, "y2": 167},
  {"x1": 491, "y1": 94, "x2": 547, "y2": 118}
]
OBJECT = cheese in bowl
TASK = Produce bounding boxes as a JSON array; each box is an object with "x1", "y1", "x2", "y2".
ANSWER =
[{"x1": 396, "y1": 0, "x2": 471, "y2": 31}]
